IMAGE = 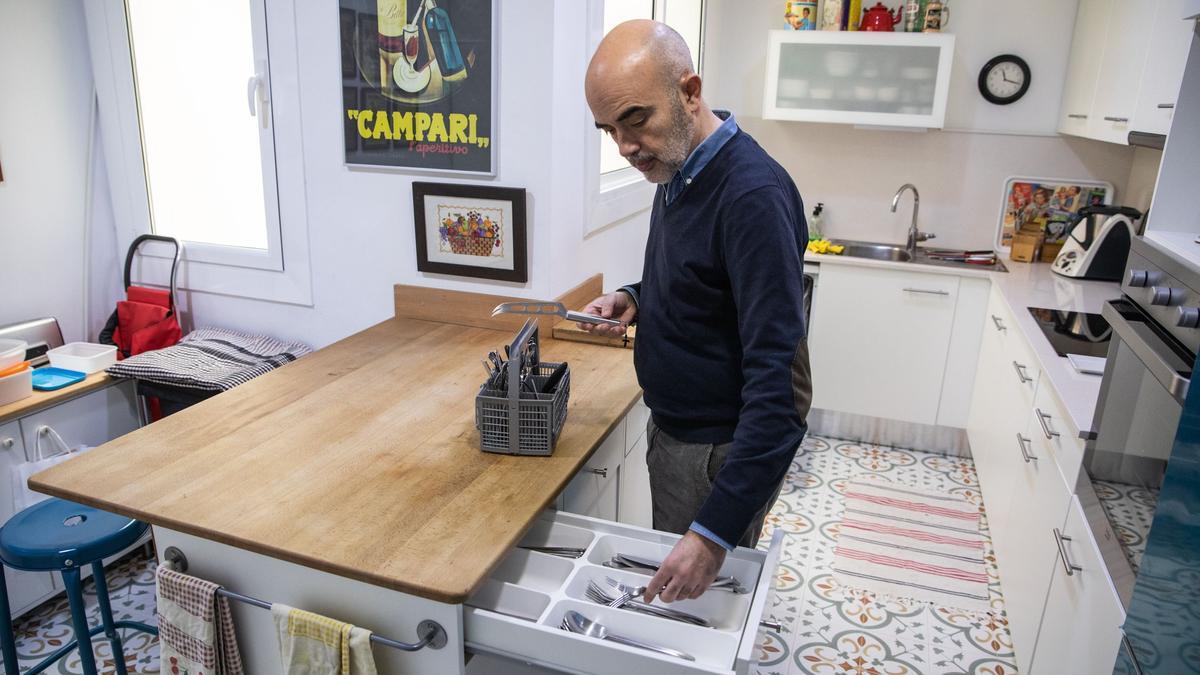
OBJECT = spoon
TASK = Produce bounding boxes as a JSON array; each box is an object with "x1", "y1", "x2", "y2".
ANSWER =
[{"x1": 561, "y1": 610, "x2": 695, "y2": 661}]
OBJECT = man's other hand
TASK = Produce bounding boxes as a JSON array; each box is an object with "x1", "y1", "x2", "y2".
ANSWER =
[
  {"x1": 643, "y1": 530, "x2": 727, "y2": 603},
  {"x1": 579, "y1": 291, "x2": 637, "y2": 337}
]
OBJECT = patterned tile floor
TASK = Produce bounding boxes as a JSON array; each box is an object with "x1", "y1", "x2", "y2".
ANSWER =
[
  {"x1": 5, "y1": 434, "x2": 1017, "y2": 674},
  {"x1": 751, "y1": 434, "x2": 1018, "y2": 675},
  {"x1": 1093, "y1": 479, "x2": 1159, "y2": 573}
]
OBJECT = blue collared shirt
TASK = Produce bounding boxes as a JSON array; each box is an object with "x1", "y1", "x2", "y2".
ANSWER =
[{"x1": 663, "y1": 111, "x2": 739, "y2": 205}]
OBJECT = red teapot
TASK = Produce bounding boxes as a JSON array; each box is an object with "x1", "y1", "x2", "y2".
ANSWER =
[{"x1": 860, "y1": 2, "x2": 902, "y2": 31}]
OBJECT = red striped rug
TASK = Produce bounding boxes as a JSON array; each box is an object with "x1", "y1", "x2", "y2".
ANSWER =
[{"x1": 832, "y1": 478, "x2": 991, "y2": 612}]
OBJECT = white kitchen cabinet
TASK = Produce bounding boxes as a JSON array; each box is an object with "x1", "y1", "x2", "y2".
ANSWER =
[
  {"x1": 1028, "y1": 498, "x2": 1125, "y2": 675},
  {"x1": 561, "y1": 419, "x2": 625, "y2": 522},
  {"x1": 1088, "y1": 0, "x2": 1155, "y2": 143},
  {"x1": 0, "y1": 420, "x2": 59, "y2": 615},
  {"x1": 619, "y1": 431, "x2": 653, "y2": 529},
  {"x1": 1058, "y1": 0, "x2": 1113, "y2": 136},
  {"x1": 763, "y1": 30, "x2": 955, "y2": 129},
  {"x1": 1002, "y1": 404, "x2": 1075, "y2": 674},
  {"x1": 1030, "y1": 378, "x2": 1087, "y2": 491},
  {"x1": 810, "y1": 264, "x2": 960, "y2": 425},
  {"x1": 1059, "y1": 0, "x2": 1196, "y2": 142},
  {"x1": 1132, "y1": 0, "x2": 1200, "y2": 135}
]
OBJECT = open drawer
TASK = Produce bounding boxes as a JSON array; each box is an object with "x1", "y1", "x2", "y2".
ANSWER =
[{"x1": 464, "y1": 510, "x2": 783, "y2": 674}]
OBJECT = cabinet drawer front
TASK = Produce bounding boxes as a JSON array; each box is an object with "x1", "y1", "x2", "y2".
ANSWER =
[
  {"x1": 19, "y1": 382, "x2": 138, "y2": 455},
  {"x1": 466, "y1": 511, "x2": 783, "y2": 674},
  {"x1": 5, "y1": 567, "x2": 57, "y2": 619},
  {"x1": 1028, "y1": 498, "x2": 1125, "y2": 674},
  {"x1": 1031, "y1": 383, "x2": 1085, "y2": 488},
  {"x1": 626, "y1": 397, "x2": 650, "y2": 456},
  {"x1": 0, "y1": 420, "x2": 25, "y2": 464}
]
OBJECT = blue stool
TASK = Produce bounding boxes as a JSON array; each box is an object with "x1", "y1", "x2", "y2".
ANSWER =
[{"x1": 0, "y1": 499, "x2": 157, "y2": 675}]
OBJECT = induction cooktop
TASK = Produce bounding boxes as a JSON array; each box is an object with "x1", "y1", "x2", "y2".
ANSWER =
[{"x1": 1027, "y1": 307, "x2": 1112, "y2": 358}]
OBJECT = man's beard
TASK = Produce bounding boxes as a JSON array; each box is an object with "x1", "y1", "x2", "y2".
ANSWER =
[{"x1": 630, "y1": 96, "x2": 695, "y2": 184}]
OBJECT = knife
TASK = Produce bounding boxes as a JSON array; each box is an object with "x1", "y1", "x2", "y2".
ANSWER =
[{"x1": 491, "y1": 301, "x2": 623, "y2": 326}]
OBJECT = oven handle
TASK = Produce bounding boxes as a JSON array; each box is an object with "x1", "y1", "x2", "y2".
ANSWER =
[{"x1": 1102, "y1": 301, "x2": 1191, "y2": 402}]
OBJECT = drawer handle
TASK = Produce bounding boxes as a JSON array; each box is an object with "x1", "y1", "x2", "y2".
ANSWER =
[
  {"x1": 1016, "y1": 433, "x2": 1037, "y2": 462},
  {"x1": 1035, "y1": 407, "x2": 1059, "y2": 439},
  {"x1": 1103, "y1": 116, "x2": 1129, "y2": 123},
  {"x1": 1, "y1": 437, "x2": 12, "y2": 450},
  {"x1": 1012, "y1": 361, "x2": 1032, "y2": 384},
  {"x1": 902, "y1": 287, "x2": 949, "y2": 296},
  {"x1": 1157, "y1": 103, "x2": 1175, "y2": 109},
  {"x1": 1053, "y1": 528, "x2": 1082, "y2": 576},
  {"x1": 587, "y1": 467, "x2": 608, "y2": 478},
  {"x1": 759, "y1": 619, "x2": 783, "y2": 632},
  {"x1": 991, "y1": 315, "x2": 1007, "y2": 332},
  {"x1": 1066, "y1": 113, "x2": 1088, "y2": 119}
]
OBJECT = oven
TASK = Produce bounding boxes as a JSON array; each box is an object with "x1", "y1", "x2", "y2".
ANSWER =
[{"x1": 1077, "y1": 236, "x2": 1198, "y2": 608}]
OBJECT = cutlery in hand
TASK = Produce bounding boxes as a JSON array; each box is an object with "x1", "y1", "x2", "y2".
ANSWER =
[
  {"x1": 613, "y1": 553, "x2": 748, "y2": 593},
  {"x1": 492, "y1": 301, "x2": 623, "y2": 326}
]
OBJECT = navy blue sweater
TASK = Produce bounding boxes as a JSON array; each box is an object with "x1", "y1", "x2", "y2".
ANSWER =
[{"x1": 626, "y1": 130, "x2": 811, "y2": 547}]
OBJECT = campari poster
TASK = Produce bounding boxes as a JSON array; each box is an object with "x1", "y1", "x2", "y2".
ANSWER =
[{"x1": 339, "y1": 0, "x2": 495, "y2": 174}]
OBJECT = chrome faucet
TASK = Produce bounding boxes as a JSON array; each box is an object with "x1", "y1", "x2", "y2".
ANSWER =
[{"x1": 892, "y1": 183, "x2": 934, "y2": 255}]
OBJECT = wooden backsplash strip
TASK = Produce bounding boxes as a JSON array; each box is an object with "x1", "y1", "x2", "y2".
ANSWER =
[{"x1": 393, "y1": 274, "x2": 605, "y2": 334}]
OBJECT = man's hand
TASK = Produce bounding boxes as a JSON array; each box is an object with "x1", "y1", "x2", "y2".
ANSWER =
[
  {"x1": 578, "y1": 291, "x2": 637, "y2": 338},
  {"x1": 643, "y1": 530, "x2": 727, "y2": 603}
]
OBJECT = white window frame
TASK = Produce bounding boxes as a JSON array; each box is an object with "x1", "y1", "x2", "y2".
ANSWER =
[
  {"x1": 84, "y1": 0, "x2": 313, "y2": 306},
  {"x1": 584, "y1": 0, "x2": 706, "y2": 236}
]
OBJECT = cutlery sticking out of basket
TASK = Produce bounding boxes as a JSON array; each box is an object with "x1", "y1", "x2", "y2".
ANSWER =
[{"x1": 476, "y1": 319, "x2": 570, "y2": 456}]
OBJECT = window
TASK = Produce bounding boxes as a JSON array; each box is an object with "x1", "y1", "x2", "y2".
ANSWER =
[
  {"x1": 125, "y1": 0, "x2": 279, "y2": 265},
  {"x1": 87, "y1": 1, "x2": 312, "y2": 304},
  {"x1": 598, "y1": 0, "x2": 705, "y2": 178},
  {"x1": 587, "y1": 0, "x2": 706, "y2": 234}
]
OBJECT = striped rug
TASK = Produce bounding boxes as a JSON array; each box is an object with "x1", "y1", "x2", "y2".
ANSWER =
[{"x1": 832, "y1": 478, "x2": 991, "y2": 612}]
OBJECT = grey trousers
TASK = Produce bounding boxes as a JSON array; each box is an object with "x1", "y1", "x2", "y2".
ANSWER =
[{"x1": 645, "y1": 419, "x2": 784, "y2": 549}]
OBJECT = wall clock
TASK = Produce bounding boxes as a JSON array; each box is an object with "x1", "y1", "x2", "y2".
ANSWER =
[{"x1": 979, "y1": 54, "x2": 1031, "y2": 105}]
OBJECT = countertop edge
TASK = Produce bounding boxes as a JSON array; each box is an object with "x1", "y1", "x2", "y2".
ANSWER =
[{"x1": 0, "y1": 372, "x2": 120, "y2": 426}]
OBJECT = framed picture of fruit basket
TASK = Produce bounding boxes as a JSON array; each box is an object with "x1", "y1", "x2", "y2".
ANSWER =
[{"x1": 412, "y1": 182, "x2": 527, "y2": 281}]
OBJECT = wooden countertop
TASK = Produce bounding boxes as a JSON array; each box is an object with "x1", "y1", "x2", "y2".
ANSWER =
[
  {"x1": 0, "y1": 372, "x2": 120, "y2": 425},
  {"x1": 31, "y1": 280, "x2": 640, "y2": 604}
]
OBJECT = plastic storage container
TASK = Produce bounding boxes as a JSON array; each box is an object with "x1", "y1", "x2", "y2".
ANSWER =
[
  {"x1": 0, "y1": 339, "x2": 26, "y2": 370},
  {"x1": 0, "y1": 367, "x2": 33, "y2": 406},
  {"x1": 47, "y1": 342, "x2": 117, "y2": 374}
]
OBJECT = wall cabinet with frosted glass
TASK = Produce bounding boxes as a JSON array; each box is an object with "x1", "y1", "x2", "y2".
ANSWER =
[{"x1": 763, "y1": 30, "x2": 955, "y2": 129}]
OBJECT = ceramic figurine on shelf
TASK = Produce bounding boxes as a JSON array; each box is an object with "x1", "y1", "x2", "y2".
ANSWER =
[{"x1": 922, "y1": 0, "x2": 949, "y2": 32}]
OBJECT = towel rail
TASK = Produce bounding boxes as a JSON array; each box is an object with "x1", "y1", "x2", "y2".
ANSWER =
[{"x1": 162, "y1": 546, "x2": 448, "y2": 652}]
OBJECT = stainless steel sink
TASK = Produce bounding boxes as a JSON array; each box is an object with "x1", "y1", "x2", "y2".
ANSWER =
[
  {"x1": 838, "y1": 243, "x2": 913, "y2": 263},
  {"x1": 826, "y1": 239, "x2": 1008, "y2": 272}
]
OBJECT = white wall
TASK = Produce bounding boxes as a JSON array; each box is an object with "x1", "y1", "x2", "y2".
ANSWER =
[
  {"x1": 77, "y1": 1, "x2": 651, "y2": 350},
  {"x1": 705, "y1": 0, "x2": 1138, "y2": 250},
  {"x1": 0, "y1": 1, "x2": 98, "y2": 342}
]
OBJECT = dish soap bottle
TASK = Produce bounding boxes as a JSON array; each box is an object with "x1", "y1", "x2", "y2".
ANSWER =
[{"x1": 809, "y1": 202, "x2": 825, "y2": 241}]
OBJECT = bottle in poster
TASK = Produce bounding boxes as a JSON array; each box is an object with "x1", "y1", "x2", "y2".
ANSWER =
[
  {"x1": 424, "y1": 0, "x2": 467, "y2": 81},
  {"x1": 846, "y1": 0, "x2": 863, "y2": 29},
  {"x1": 786, "y1": 1, "x2": 818, "y2": 29},
  {"x1": 377, "y1": 0, "x2": 408, "y2": 91},
  {"x1": 820, "y1": 0, "x2": 844, "y2": 30}
]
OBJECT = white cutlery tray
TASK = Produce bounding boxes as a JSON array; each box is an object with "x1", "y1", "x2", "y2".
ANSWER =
[{"x1": 464, "y1": 510, "x2": 783, "y2": 674}]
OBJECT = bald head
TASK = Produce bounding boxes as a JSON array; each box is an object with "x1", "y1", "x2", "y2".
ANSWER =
[
  {"x1": 586, "y1": 19, "x2": 694, "y2": 97},
  {"x1": 585, "y1": 20, "x2": 720, "y2": 184}
]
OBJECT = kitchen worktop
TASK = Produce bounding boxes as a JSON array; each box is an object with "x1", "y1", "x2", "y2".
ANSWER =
[
  {"x1": 30, "y1": 282, "x2": 641, "y2": 604},
  {"x1": 808, "y1": 250, "x2": 1121, "y2": 435},
  {"x1": 0, "y1": 371, "x2": 119, "y2": 425}
]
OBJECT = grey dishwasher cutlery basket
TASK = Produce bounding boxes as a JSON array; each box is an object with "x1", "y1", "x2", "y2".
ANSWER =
[{"x1": 476, "y1": 319, "x2": 570, "y2": 455}]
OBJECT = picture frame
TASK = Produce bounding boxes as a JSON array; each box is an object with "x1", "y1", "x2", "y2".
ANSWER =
[
  {"x1": 339, "y1": 0, "x2": 497, "y2": 176},
  {"x1": 994, "y1": 176, "x2": 1114, "y2": 252},
  {"x1": 412, "y1": 182, "x2": 527, "y2": 282}
]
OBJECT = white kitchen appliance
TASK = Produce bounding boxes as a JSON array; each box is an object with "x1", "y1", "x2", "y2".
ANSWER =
[{"x1": 1051, "y1": 205, "x2": 1143, "y2": 281}]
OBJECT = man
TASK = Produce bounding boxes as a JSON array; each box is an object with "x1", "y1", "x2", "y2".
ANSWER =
[{"x1": 581, "y1": 20, "x2": 811, "y2": 605}]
